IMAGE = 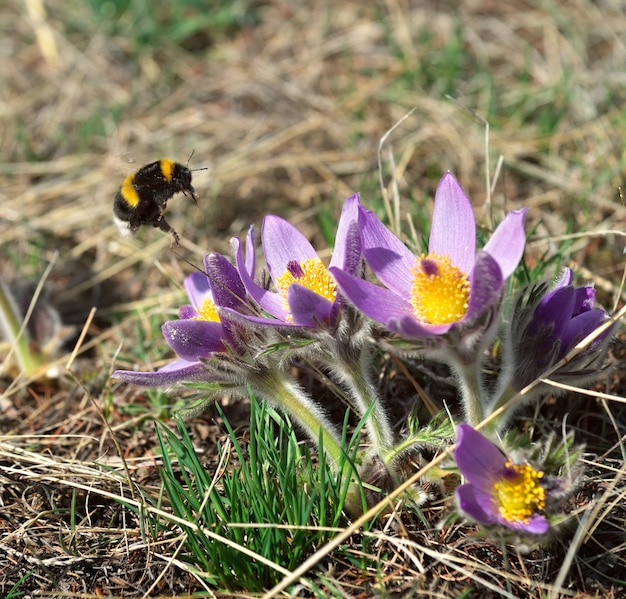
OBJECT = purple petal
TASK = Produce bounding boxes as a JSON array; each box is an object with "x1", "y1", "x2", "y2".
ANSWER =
[
  {"x1": 262, "y1": 215, "x2": 318, "y2": 282},
  {"x1": 204, "y1": 252, "x2": 246, "y2": 310},
  {"x1": 553, "y1": 268, "x2": 573, "y2": 289},
  {"x1": 456, "y1": 483, "x2": 498, "y2": 526},
  {"x1": 332, "y1": 266, "x2": 450, "y2": 337},
  {"x1": 360, "y1": 206, "x2": 417, "y2": 297},
  {"x1": 158, "y1": 357, "x2": 198, "y2": 373},
  {"x1": 465, "y1": 251, "x2": 504, "y2": 321},
  {"x1": 535, "y1": 286, "x2": 576, "y2": 337},
  {"x1": 500, "y1": 513, "x2": 549, "y2": 535},
  {"x1": 388, "y1": 313, "x2": 450, "y2": 337},
  {"x1": 179, "y1": 304, "x2": 198, "y2": 319},
  {"x1": 229, "y1": 229, "x2": 256, "y2": 279},
  {"x1": 184, "y1": 270, "x2": 212, "y2": 310},
  {"x1": 339, "y1": 219, "x2": 362, "y2": 277},
  {"x1": 455, "y1": 424, "x2": 506, "y2": 489},
  {"x1": 113, "y1": 360, "x2": 206, "y2": 387},
  {"x1": 560, "y1": 309, "x2": 610, "y2": 355},
  {"x1": 573, "y1": 285, "x2": 595, "y2": 315},
  {"x1": 429, "y1": 173, "x2": 476, "y2": 274},
  {"x1": 287, "y1": 283, "x2": 333, "y2": 326},
  {"x1": 458, "y1": 483, "x2": 550, "y2": 534},
  {"x1": 330, "y1": 266, "x2": 414, "y2": 325},
  {"x1": 245, "y1": 225, "x2": 256, "y2": 277},
  {"x1": 162, "y1": 319, "x2": 225, "y2": 362},
  {"x1": 329, "y1": 194, "x2": 361, "y2": 272},
  {"x1": 482, "y1": 208, "x2": 527, "y2": 279},
  {"x1": 233, "y1": 235, "x2": 289, "y2": 320}
]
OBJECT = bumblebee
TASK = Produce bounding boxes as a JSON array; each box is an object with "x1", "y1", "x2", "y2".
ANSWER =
[{"x1": 113, "y1": 158, "x2": 203, "y2": 247}]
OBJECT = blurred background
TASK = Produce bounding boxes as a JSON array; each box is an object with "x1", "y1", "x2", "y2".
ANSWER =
[{"x1": 3, "y1": 0, "x2": 626, "y2": 307}]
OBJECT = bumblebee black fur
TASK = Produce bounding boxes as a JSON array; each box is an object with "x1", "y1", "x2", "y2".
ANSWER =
[{"x1": 113, "y1": 159, "x2": 199, "y2": 247}]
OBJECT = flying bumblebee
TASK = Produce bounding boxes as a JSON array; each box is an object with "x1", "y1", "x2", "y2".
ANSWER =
[{"x1": 113, "y1": 157, "x2": 205, "y2": 247}]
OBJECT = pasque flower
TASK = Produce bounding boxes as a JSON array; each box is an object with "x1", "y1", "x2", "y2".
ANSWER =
[
  {"x1": 232, "y1": 194, "x2": 396, "y2": 452},
  {"x1": 234, "y1": 194, "x2": 362, "y2": 329},
  {"x1": 113, "y1": 250, "x2": 348, "y2": 479},
  {"x1": 331, "y1": 173, "x2": 527, "y2": 341},
  {"x1": 484, "y1": 268, "x2": 616, "y2": 429},
  {"x1": 454, "y1": 424, "x2": 549, "y2": 534},
  {"x1": 510, "y1": 268, "x2": 614, "y2": 391},
  {"x1": 330, "y1": 173, "x2": 527, "y2": 425},
  {"x1": 112, "y1": 253, "x2": 248, "y2": 388}
]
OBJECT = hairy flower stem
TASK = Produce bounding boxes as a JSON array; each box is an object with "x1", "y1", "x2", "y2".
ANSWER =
[
  {"x1": 329, "y1": 351, "x2": 395, "y2": 455},
  {"x1": 483, "y1": 384, "x2": 519, "y2": 433},
  {"x1": 449, "y1": 358, "x2": 485, "y2": 428},
  {"x1": 253, "y1": 369, "x2": 345, "y2": 469}
]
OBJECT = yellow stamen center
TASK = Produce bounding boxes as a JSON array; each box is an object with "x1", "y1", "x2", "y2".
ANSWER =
[
  {"x1": 192, "y1": 298, "x2": 220, "y2": 323},
  {"x1": 410, "y1": 253, "x2": 470, "y2": 325},
  {"x1": 274, "y1": 258, "x2": 336, "y2": 317},
  {"x1": 493, "y1": 461, "x2": 546, "y2": 524}
]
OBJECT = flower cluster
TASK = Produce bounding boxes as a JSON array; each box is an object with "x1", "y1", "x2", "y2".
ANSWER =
[{"x1": 113, "y1": 172, "x2": 615, "y2": 531}]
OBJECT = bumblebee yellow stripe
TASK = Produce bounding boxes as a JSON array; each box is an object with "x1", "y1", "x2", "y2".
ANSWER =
[
  {"x1": 160, "y1": 159, "x2": 175, "y2": 182},
  {"x1": 120, "y1": 174, "x2": 140, "y2": 207}
]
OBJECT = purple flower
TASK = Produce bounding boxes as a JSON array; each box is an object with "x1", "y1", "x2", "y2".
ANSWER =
[
  {"x1": 454, "y1": 424, "x2": 549, "y2": 534},
  {"x1": 511, "y1": 268, "x2": 615, "y2": 391},
  {"x1": 234, "y1": 194, "x2": 361, "y2": 328},
  {"x1": 112, "y1": 253, "x2": 247, "y2": 387},
  {"x1": 331, "y1": 173, "x2": 527, "y2": 339}
]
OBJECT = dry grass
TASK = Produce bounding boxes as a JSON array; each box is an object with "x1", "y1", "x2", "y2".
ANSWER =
[{"x1": 1, "y1": 0, "x2": 626, "y2": 596}]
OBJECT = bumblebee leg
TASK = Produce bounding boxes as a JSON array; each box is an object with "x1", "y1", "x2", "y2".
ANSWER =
[
  {"x1": 168, "y1": 229, "x2": 181, "y2": 248},
  {"x1": 156, "y1": 216, "x2": 180, "y2": 247}
]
